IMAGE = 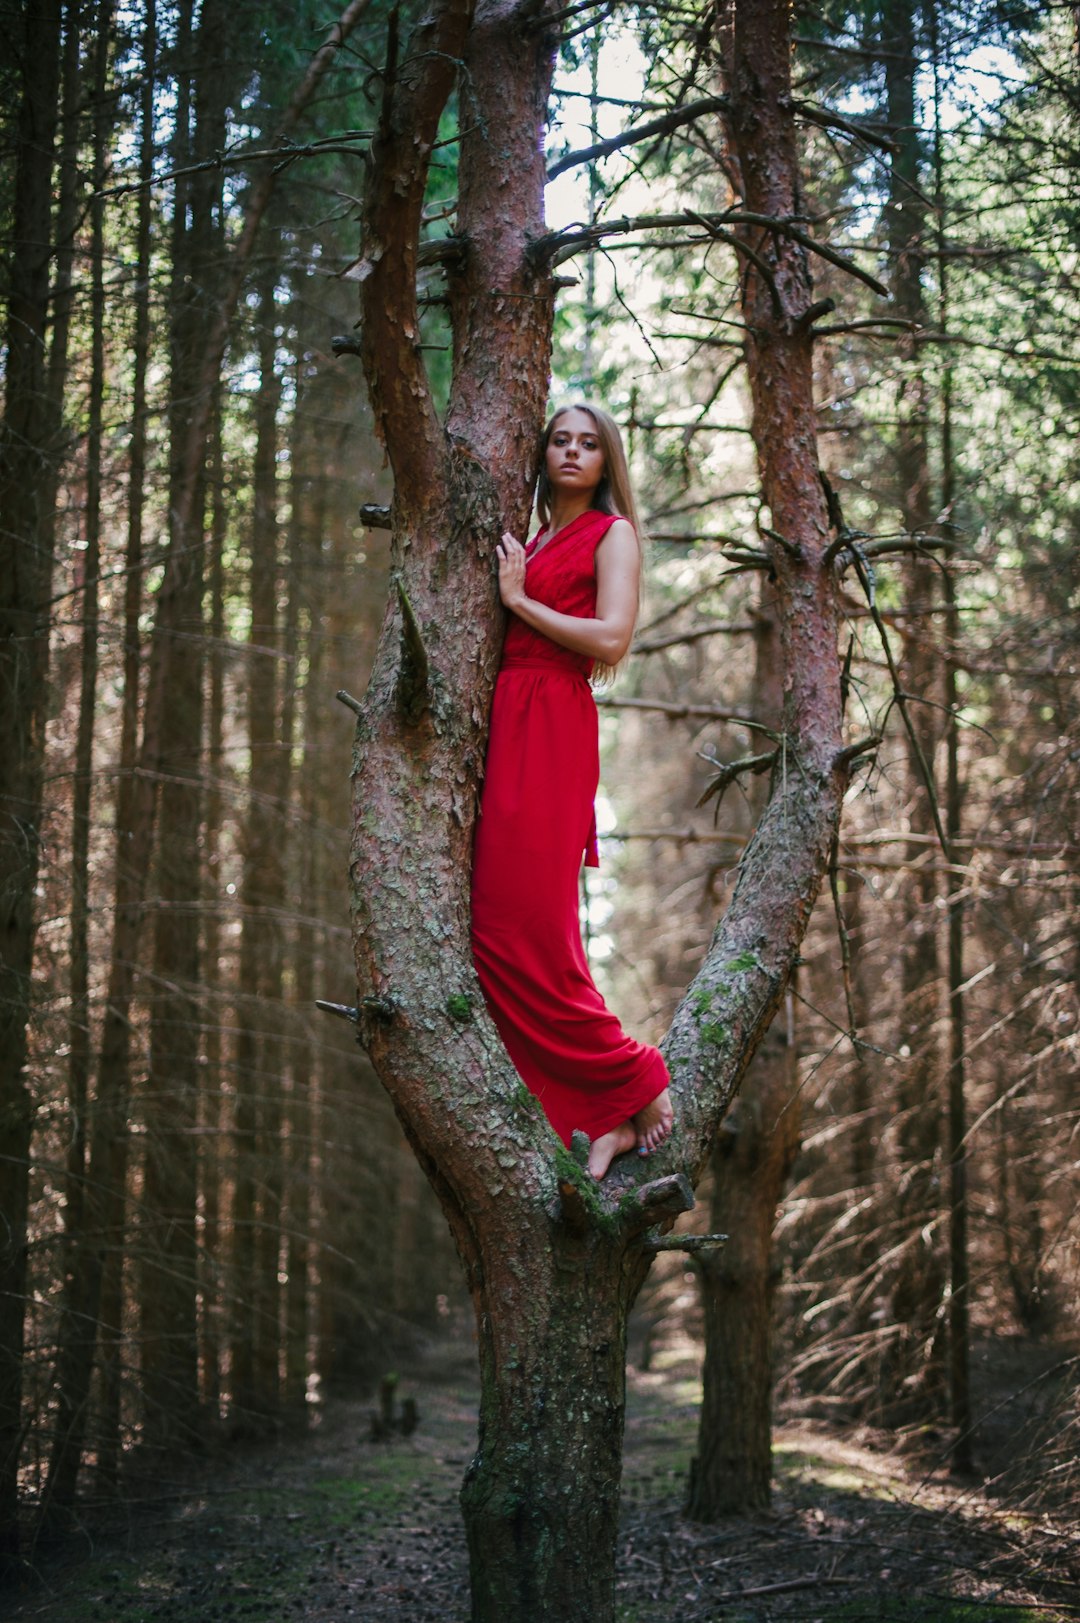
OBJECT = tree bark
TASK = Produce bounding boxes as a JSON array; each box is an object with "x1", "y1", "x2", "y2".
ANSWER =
[
  {"x1": 41, "y1": 0, "x2": 374, "y2": 1517},
  {"x1": 880, "y1": 0, "x2": 946, "y2": 1417},
  {"x1": 931, "y1": 37, "x2": 971, "y2": 1464},
  {"x1": 687, "y1": 1003, "x2": 797, "y2": 1517},
  {"x1": 65, "y1": 0, "x2": 112, "y2": 1299},
  {"x1": 0, "y1": 0, "x2": 63, "y2": 1576},
  {"x1": 282, "y1": 337, "x2": 313, "y2": 1411},
  {"x1": 41, "y1": 0, "x2": 154, "y2": 1526},
  {"x1": 199, "y1": 385, "x2": 227, "y2": 1425},
  {"x1": 346, "y1": 0, "x2": 849, "y2": 1614},
  {"x1": 687, "y1": 592, "x2": 800, "y2": 1519},
  {"x1": 138, "y1": 0, "x2": 226, "y2": 1451},
  {"x1": 235, "y1": 248, "x2": 287, "y2": 1420}
]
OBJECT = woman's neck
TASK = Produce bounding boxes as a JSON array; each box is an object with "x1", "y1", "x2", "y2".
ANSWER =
[{"x1": 546, "y1": 494, "x2": 595, "y2": 534}]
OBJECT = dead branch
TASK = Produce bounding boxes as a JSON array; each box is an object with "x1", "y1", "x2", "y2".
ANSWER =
[
  {"x1": 100, "y1": 132, "x2": 375, "y2": 200},
  {"x1": 537, "y1": 209, "x2": 891, "y2": 297},
  {"x1": 359, "y1": 502, "x2": 391, "y2": 529},
  {"x1": 315, "y1": 999, "x2": 360, "y2": 1023},
  {"x1": 632, "y1": 618, "x2": 758, "y2": 654},
  {"x1": 793, "y1": 98, "x2": 896, "y2": 153},
  {"x1": 547, "y1": 95, "x2": 729, "y2": 179},
  {"x1": 696, "y1": 747, "x2": 778, "y2": 810},
  {"x1": 596, "y1": 694, "x2": 765, "y2": 729},
  {"x1": 643, "y1": 1231, "x2": 728, "y2": 1254}
]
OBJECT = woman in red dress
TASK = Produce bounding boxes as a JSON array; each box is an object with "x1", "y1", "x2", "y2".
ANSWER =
[{"x1": 470, "y1": 404, "x2": 674, "y2": 1179}]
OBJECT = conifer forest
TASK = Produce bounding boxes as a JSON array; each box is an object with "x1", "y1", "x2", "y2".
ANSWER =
[{"x1": 1, "y1": 0, "x2": 1078, "y2": 1619}]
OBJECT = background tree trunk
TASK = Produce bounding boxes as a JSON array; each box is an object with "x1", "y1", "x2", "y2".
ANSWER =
[
  {"x1": 138, "y1": 0, "x2": 228, "y2": 1451},
  {"x1": 65, "y1": 0, "x2": 112, "y2": 1312},
  {"x1": 0, "y1": 0, "x2": 63, "y2": 1573},
  {"x1": 687, "y1": 591, "x2": 800, "y2": 1518},
  {"x1": 880, "y1": 0, "x2": 947, "y2": 1417}
]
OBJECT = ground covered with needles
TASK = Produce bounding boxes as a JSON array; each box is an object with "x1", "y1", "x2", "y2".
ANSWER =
[{"x1": 9, "y1": 1329, "x2": 1080, "y2": 1623}]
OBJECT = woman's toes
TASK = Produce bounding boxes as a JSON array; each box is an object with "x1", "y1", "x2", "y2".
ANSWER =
[{"x1": 587, "y1": 1120, "x2": 637, "y2": 1179}]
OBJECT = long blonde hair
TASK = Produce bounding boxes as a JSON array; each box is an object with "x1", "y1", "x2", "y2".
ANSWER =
[
  {"x1": 536, "y1": 402, "x2": 645, "y2": 683},
  {"x1": 536, "y1": 403, "x2": 647, "y2": 544}
]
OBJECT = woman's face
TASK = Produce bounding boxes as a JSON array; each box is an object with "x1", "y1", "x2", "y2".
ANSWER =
[{"x1": 545, "y1": 409, "x2": 605, "y2": 502}]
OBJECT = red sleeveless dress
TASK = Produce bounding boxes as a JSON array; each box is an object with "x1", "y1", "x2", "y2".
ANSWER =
[{"x1": 470, "y1": 509, "x2": 670, "y2": 1147}]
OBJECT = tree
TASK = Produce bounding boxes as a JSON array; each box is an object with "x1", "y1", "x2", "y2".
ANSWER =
[
  {"x1": 39, "y1": 0, "x2": 376, "y2": 1530},
  {"x1": 686, "y1": 587, "x2": 801, "y2": 1519},
  {"x1": 0, "y1": 0, "x2": 64, "y2": 1576},
  {"x1": 345, "y1": 0, "x2": 853, "y2": 1614}
]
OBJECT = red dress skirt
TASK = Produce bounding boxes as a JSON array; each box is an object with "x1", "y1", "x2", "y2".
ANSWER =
[{"x1": 470, "y1": 508, "x2": 670, "y2": 1146}]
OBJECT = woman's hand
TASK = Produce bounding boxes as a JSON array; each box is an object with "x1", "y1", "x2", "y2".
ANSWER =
[{"x1": 496, "y1": 530, "x2": 529, "y2": 612}]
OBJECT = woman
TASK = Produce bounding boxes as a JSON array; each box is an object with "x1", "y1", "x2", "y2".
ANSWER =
[{"x1": 470, "y1": 403, "x2": 674, "y2": 1179}]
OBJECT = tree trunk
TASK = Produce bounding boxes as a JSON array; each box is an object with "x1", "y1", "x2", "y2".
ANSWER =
[
  {"x1": 0, "y1": 0, "x2": 63, "y2": 1576},
  {"x1": 243, "y1": 249, "x2": 287, "y2": 1418},
  {"x1": 460, "y1": 1221, "x2": 650, "y2": 1618},
  {"x1": 66, "y1": 0, "x2": 112, "y2": 1292},
  {"x1": 138, "y1": 0, "x2": 224, "y2": 1452},
  {"x1": 199, "y1": 389, "x2": 227, "y2": 1424},
  {"x1": 931, "y1": 40, "x2": 971, "y2": 1462},
  {"x1": 46, "y1": 0, "x2": 83, "y2": 1273},
  {"x1": 282, "y1": 344, "x2": 312, "y2": 1411},
  {"x1": 346, "y1": 0, "x2": 849, "y2": 1614},
  {"x1": 41, "y1": 0, "x2": 153, "y2": 1527},
  {"x1": 687, "y1": 582, "x2": 800, "y2": 1518},
  {"x1": 41, "y1": 0, "x2": 373, "y2": 1511},
  {"x1": 880, "y1": 0, "x2": 947, "y2": 1416},
  {"x1": 686, "y1": 998, "x2": 797, "y2": 1517}
]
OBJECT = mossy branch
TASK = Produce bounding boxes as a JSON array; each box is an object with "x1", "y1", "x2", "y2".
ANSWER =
[
  {"x1": 643, "y1": 1231, "x2": 728, "y2": 1255},
  {"x1": 620, "y1": 1173, "x2": 695, "y2": 1235}
]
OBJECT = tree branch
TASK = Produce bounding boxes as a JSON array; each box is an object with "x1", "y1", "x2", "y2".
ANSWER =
[
  {"x1": 596, "y1": 694, "x2": 765, "y2": 730},
  {"x1": 632, "y1": 618, "x2": 758, "y2": 654},
  {"x1": 793, "y1": 99, "x2": 895, "y2": 153},
  {"x1": 358, "y1": 0, "x2": 470, "y2": 491},
  {"x1": 100, "y1": 132, "x2": 375, "y2": 200},
  {"x1": 696, "y1": 748, "x2": 778, "y2": 811},
  {"x1": 643, "y1": 1231, "x2": 728, "y2": 1255},
  {"x1": 537, "y1": 208, "x2": 889, "y2": 296},
  {"x1": 546, "y1": 94, "x2": 729, "y2": 179}
]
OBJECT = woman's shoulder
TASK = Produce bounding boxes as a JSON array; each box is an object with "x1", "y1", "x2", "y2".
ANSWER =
[{"x1": 594, "y1": 513, "x2": 637, "y2": 546}]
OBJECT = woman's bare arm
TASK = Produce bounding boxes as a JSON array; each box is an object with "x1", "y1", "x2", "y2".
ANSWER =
[{"x1": 496, "y1": 520, "x2": 639, "y2": 665}]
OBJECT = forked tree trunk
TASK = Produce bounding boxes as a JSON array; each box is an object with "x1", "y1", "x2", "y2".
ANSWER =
[{"x1": 346, "y1": 0, "x2": 850, "y2": 1616}]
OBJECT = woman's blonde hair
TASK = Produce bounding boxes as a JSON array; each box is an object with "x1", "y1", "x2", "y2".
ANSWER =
[
  {"x1": 536, "y1": 402, "x2": 645, "y2": 683},
  {"x1": 536, "y1": 402, "x2": 647, "y2": 544}
]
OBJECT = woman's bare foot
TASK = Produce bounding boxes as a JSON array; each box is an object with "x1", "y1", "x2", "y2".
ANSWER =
[
  {"x1": 633, "y1": 1087, "x2": 674, "y2": 1154},
  {"x1": 587, "y1": 1120, "x2": 637, "y2": 1180}
]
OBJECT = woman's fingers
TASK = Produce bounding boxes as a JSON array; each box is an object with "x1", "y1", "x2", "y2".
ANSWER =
[{"x1": 497, "y1": 532, "x2": 527, "y2": 608}]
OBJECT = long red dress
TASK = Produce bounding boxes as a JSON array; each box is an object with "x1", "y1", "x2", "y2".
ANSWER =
[{"x1": 470, "y1": 508, "x2": 670, "y2": 1147}]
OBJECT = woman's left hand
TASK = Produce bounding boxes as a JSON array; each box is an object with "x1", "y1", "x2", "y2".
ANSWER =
[{"x1": 496, "y1": 531, "x2": 528, "y2": 611}]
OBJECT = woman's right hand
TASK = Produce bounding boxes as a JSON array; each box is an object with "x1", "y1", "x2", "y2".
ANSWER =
[{"x1": 496, "y1": 531, "x2": 528, "y2": 612}]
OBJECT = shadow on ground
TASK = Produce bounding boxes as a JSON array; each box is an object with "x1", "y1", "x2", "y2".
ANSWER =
[{"x1": 8, "y1": 1333, "x2": 1080, "y2": 1623}]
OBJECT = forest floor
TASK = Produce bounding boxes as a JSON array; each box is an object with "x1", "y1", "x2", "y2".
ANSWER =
[{"x1": 10, "y1": 1325, "x2": 1080, "y2": 1623}]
